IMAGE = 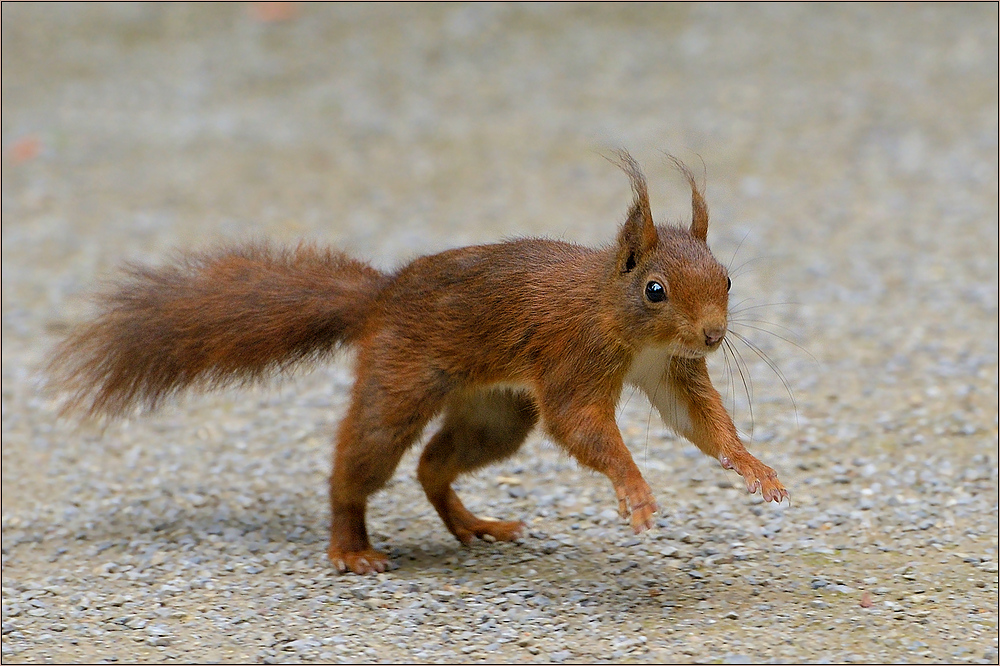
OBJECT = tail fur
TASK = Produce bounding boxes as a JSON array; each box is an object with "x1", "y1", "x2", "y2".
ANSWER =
[{"x1": 48, "y1": 242, "x2": 388, "y2": 419}]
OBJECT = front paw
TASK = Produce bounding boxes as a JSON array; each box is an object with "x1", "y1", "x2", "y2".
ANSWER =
[
  {"x1": 720, "y1": 452, "x2": 788, "y2": 503},
  {"x1": 615, "y1": 477, "x2": 658, "y2": 533}
]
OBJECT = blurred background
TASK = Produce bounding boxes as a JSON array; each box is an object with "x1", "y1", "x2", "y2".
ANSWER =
[{"x1": 2, "y1": 3, "x2": 997, "y2": 664}]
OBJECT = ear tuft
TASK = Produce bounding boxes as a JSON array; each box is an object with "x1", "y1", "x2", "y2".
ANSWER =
[
  {"x1": 664, "y1": 154, "x2": 709, "y2": 241},
  {"x1": 610, "y1": 150, "x2": 658, "y2": 273}
]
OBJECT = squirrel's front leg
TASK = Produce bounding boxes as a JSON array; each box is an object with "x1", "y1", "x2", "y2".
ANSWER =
[
  {"x1": 541, "y1": 398, "x2": 657, "y2": 533},
  {"x1": 659, "y1": 357, "x2": 788, "y2": 503}
]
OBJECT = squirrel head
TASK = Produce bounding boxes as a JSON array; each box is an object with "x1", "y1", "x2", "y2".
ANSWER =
[{"x1": 612, "y1": 152, "x2": 730, "y2": 358}]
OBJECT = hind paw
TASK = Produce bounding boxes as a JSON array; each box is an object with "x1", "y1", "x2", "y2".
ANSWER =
[{"x1": 328, "y1": 547, "x2": 393, "y2": 575}]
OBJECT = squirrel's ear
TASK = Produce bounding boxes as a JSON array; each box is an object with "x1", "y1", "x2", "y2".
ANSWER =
[
  {"x1": 665, "y1": 154, "x2": 709, "y2": 242},
  {"x1": 613, "y1": 151, "x2": 658, "y2": 273}
]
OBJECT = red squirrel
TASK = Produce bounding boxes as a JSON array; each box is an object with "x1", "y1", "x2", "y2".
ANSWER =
[{"x1": 49, "y1": 152, "x2": 788, "y2": 575}]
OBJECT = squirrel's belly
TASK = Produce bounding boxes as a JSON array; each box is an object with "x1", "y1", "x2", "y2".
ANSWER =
[
  {"x1": 625, "y1": 345, "x2": 694, "y2": 437},
  {"x1": 476, "y1": 380, "x2": 537, "y2": 398}
]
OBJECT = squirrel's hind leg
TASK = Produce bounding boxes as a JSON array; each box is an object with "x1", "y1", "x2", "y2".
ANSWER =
[
  {"x1": 418, "y1": 388, "x2": 538, "y2": 544},
  {"x1": 328, "y1": 358, "x2": 450, "y2": 574}
]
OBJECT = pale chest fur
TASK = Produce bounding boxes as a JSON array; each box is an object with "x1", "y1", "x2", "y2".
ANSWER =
[
  {"x1": 624, "y1": 344, "x2": 694, "y2": 437},
  {"x1": 466, "y1": 347, "x2": 695, "y2": 438}
]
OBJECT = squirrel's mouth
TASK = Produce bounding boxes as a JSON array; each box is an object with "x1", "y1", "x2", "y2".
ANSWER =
[{"x1": 644, "y1": 335, "x2": 716, "y2": 360}]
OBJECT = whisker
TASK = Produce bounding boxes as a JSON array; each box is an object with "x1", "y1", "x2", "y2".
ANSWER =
[
  {"x1": 727, "y1": 253, "x2": 794, "y2": 280},
  {"x1": 728, "y1": 330, "x2": 792, "y2": 392},
  {"x1": 728, "y1": 255, "x2": 771, "y2": 280},
  {"x1": 728, "y1": 317, "x2": 800, "y2": 337},
  {"x1": 727, "y1": 230, "x2": 752, "y2": 273},
  {"x1": 667, "y1": 353, "x2": 679, "y2": 435},
  {"x1": 627, "y1": 380, "x2": 656, "y2": 476},
  {"x1": 721, "y1": 333, "x2": 737, "y2": 418},
  {"x1": 728, "y1": 296, "x2": 757, "y2": 313},
  {"x1": 644, "y1": 384, "x2": 655, "y2": 467},
  {"x1": 728, "y1": 330, "x2": 800, "y2": 428},
  {"x1": 728, "y1": 301, "x2": 802, "y2": 316},
  {"x1": 728, "y1": 322, "x2": 818, "y2": 362},
  {"x1": 620, "y1": 385, "x2": 639, "y2": 415},
  {"x1": 641, "y1": 354, "x2": 672, "y2": 470},
  {"x1": 724, "y1": 337, "x2": 755, "y2": 442}
]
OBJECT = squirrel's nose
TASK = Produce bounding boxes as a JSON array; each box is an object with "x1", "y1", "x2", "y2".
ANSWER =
[{"x1": 704, "y1": 325, "x2": 726, "y2": 346}]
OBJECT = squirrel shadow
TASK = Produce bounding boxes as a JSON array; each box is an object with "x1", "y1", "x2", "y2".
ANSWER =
[{"x1": 35, "y1": 494, "x2": 716, "y2": 616}]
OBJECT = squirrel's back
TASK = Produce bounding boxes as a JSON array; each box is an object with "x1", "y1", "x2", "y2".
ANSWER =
[{"x1": 368, "y1": 239, "x2": 619, "y2": 388}]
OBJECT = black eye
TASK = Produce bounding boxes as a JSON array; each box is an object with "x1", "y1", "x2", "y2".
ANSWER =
[
  {"x1": 726, "y1": 277, "x2": 732, "y2": 292},
  {"x1": 645, "y1": 281, "x2": 666, "y2": 303}
]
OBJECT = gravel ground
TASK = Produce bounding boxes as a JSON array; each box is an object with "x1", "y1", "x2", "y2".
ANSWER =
[{"x1": 2, "y1": 4, "x2": 997, "y2": 664}]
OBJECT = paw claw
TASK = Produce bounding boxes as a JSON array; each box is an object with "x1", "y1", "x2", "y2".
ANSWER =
[
  {"x1": 448, "y1": 516, "x2": 525, "y2": 545},
  {"x1": 724, "y1": 451, "x2": 786, "y2": 503},
  {"x1": 328, "y1": 548, "x2": 391, "y2": 575}
]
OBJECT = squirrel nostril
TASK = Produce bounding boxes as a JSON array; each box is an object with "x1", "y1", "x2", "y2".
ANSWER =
[{"x1": 704, "y1": 326, "x2": 725, "y2": 346}]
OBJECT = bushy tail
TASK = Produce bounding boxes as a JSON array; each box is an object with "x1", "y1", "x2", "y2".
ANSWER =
[{"x1": 48, "y1": 242, "x2": 388, "y2": 419}]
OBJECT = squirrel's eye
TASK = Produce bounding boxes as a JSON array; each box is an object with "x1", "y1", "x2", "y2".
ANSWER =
[
  {"x1": 645, "y1": 281, "x2": 666, "y2": 303},
  {"x1": 726, "y1": 277, "x2": 732, "y2": 292}
]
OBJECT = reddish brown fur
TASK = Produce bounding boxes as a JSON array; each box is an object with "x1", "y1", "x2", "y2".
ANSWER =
[
  {"x1": 48, "y1": 153, "x2": 787, "y2": 575},
  {"x1": 49, "y1": 243, "x2": 387, "y2": 419}
]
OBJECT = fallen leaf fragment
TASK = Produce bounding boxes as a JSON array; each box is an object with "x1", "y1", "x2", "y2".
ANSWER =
[
  {"x1": 6, "y1": 135, "x2": 41, "y2": 164},
  {"x1": 248, "y1": 2, "x2": 298, "y2": 23}
]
